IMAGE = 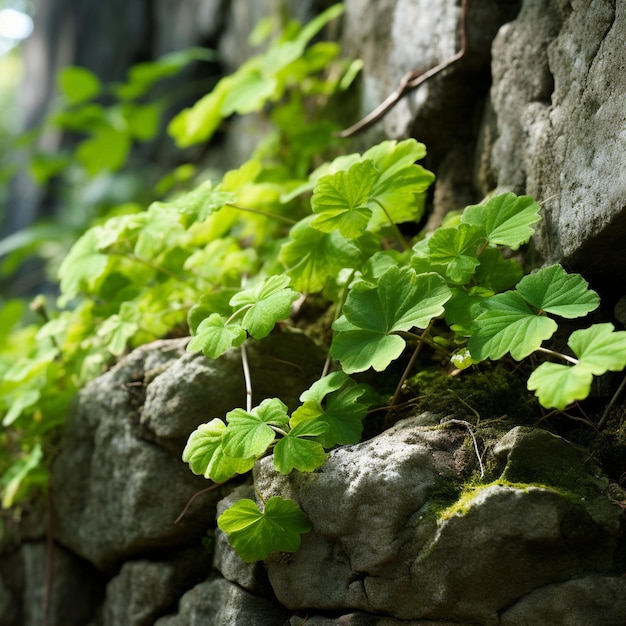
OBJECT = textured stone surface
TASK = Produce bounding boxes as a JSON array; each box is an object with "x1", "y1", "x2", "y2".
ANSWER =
[
  {"x1": 52, "y1": 330, "x2": 325, "y2": 571},
  {"x1": 500, "y1": 575, "x2": 626, "y2": 626},
  {"x1": 255, "y1": 420, "x2": 624, "y2": 623},
  {"x1": 489, "y1": 0, "x2": 626, "y2": 285},
  {"x1": 340, "y1": 0, "x2": 521, "y2": 221},
  {"x1": 0, "y1": 542, "x2": 103, "y2": 626},
  {"x1": 154, "y1": 577, "x2": 290, "y2": 626},
  {"x1": 52, "y1": 339, "x2": 216, "y2": 571},
  {"x1": 101, "y1": 550, "x2": 211, "y2": 626}
]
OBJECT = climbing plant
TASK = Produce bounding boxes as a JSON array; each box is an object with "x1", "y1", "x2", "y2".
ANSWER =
[{"x1": 1, "y1": 3, "x2": 625, "y2": 564}]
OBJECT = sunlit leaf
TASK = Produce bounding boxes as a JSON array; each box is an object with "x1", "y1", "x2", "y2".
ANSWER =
[
  {"x1": 58, "y1": 66, "x2": 101, "y2": 104},
  {"x1": 58, "y1": 227, "x2": 110, "y2": 299},
  {"x1": 330, "y1": 267, "x2": 451, "y2": 373},
  {"x1": 223, "y1": 398, "x2": 289, "y2": 459},
  {"x1": 279, "y1": 217, "x2": 363, "y2": 293},
  {"x1": 273, "y1": 420, "x2": 328, "y2": 474},
  {"x1": 516, "y1": 264, "x2": 600, "y2": 318},
  {"x1": 527, "y1": 362, "x2": 593, "y2": 410},
  {"x1": 182, "y1": 419, "x2": 254, "y2": 482},
  {"x1": 568, "y1": 323, "x2": 626, "y2": 375},
  {"x1": 468, "y1": 291, "x2": 557, "y2": 361},
  {"x1": 217, "y1": 496, "x2": 312, "y2": 562},
  {"x1": 311, "y1": 160, "x2": 377, "y2": 238},
  {"x1": 427, "y1": 223, "x2": 487, "y2": 284},
  {"x1": 186, "y1": 313, "x2": 247, "y2": 359},
  {"x1": 461, "y1": 192, "x2": 541, "y2": 250},
  {"x1": 229, "y1": 275, "x2": 300, "y2": 339}
]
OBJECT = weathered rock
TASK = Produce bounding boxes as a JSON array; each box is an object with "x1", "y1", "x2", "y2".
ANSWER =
[
  {"x1": 52, "y1": 331, "x2": 325, "y2": 571},
  {"x1": 253, "y1": 419, "x2": 625, "y2": 623},
  {"x1": 288, "y1": 615, "x2": 471, "y2": 626},
  {"x1": 154, "y1": 577, "x2": 290, "y2": 626},
  {"x1": 141, "y1": 330, "x2": 325, "y2": 451},
  {"x1": 0, "y1": 542, "x2": 103, "y2": 626},
  {"x1": 340, "y1": 0, "x2": 521, "y2": 219},
  {"x1": 52, "y1": 339, "x2": 215, "y2": 571},
  {"x1": 257, "y1": 414, "x2": 469, "y2": 611},
  {"x1": 101, "y1": 549, "x2": 211, "y2": 626},
  {"x1": 489, "y1": 0, "x2": 626, "y2": 286},
  {"x1": 500, "y1": 575, "x2": 626, "y2": 626}
]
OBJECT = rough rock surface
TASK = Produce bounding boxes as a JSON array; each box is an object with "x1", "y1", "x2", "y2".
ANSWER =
[
  {"x1": 154, "y1": 577, "x2": 290, "y2": 626},
  {"x1": 52, "y1": 330, "x2": 325, "y2": 571},
  {"x1": 488, "y1": 0, "x2": 626, "y2": 286},
  {"x1": 100, "y1": 550, "x2": 211, "y2": 626},
  {"x1": 256, "y1": 421, "x2": 625, "y2": 624}
]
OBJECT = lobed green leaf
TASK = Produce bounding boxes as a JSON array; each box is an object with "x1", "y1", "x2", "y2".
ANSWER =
[
  {"x1": 516, "y1": 264, "x2": 599, "y2": 318},
  {"x1": 527, "y1": 362, "x2": 593, "y2": 410},
  {"x1": 186, "y1": 313, "x2": 247, "y2": 359},
  {"x1": 182, "y1": 419, "x2": 255, "y2": 483},
  {"x1": 461, "y1": 192, "x2": 541, "y2": 250},
  {"x1": 311, "y1": 160, "x2": 377, "y2": 238},
  {"x1": 229, "y1": 275, "x2": 300, "y2": 339},
  {"x1": 468, "y1": 291, "x2": 557, "y2": 361},
  {"x1": 217, "y1": 496, "x2": 312, "y2": 562}
]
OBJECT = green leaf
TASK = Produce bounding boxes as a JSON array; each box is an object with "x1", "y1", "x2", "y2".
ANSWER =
[
  {"x1": 229, "y1": 275, "x2": 300, "y2": 339},
  {"x1": 273, "y1": 421, "x2": 328, "y2": 474},
  {"x1": 117, "y1": 48, "x2": 216, "y2": 100},
  {"x1": 187, "y1": 313, "x2": 247, "y2": 359},
  {"x1": 311, "y1": 383, "x2": 369, "y2": 447},
  {"x1": 330, "y1": 267, "x2": 451, "y2": 373},
  {"x1": 217, "y1": 496, "x2": 312, "y2": 562},
  {"x1": 516, "y1": 264, "x2": 600, "y2": 318},
  {"x1": 292, "y1": 373, "x2": 371, "y2": 447},
  {"x1": 168, "y1": 82, "x2": 229, "y2": 148},
  {"x1": 469, "y1": 291, "x2": 558, "y2": 361},
  {"x1": 527, "y1": 324, "x2": 626, "y2": 409},
  {"x1": 527, "y1": 362, "x2": 593, "y2": 410},
  {"x1": 363, "y1": 138, "x2": 434, "y2": 227},
  {"x1": 474, "y1": 247, "x2": 523, "y2": 292},
  {"x1": 279, "y1": 217, "x2": 363, "y2": 293},
  {"x1": 223, "y1": 398, "x2": 289, "y2": 459},
  {"x1": 58, "y1": 66, "x2": 101, "y2": 104},
  {"x1": 1, "y1": 444, "x2": 44, "y2": 509},
  {"x1": 311, "y1": 160, "x2": 377, "y2": 238},
  {"x1": 76, "y1": 126, "x2": 131, "y2": 176},
  {"x1": 569, "y1": 323, "x2": 626, "y2": 375},
  {"x1": 182, "y1": 419, "x2": 254, "y2": 482},
  {"x1": 122, "y1": 102, "x2": 162, "y2": 141},
  {"x1": 96, "y1": 301, "x2": 140, "y2": 356},
  {"x1": 134, "y1": 203, "x2": 185, "y2": 260},
  {"x1": 461, "y1": 193, "x2": 541, "y2": 250},
  {"x1": 299, "y1": 371, "x2": 351, "y2": 403},
  {"x1": 444, "y1": 286, "x2": 490, "y2": 333},
  {"x1": 169, "y1": 180, "x2": 236, "y2": 222},
  {"x1": 427, "y1": 223, "x2": 487, "y2": 284},
  {"x1": 58, "y1": 227, "x2": 110, "y2": 299}
]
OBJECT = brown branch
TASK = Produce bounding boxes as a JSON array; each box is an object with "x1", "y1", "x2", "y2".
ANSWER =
[{"x1": 337, "y1": 0, "x2": 470, "y2": 138}]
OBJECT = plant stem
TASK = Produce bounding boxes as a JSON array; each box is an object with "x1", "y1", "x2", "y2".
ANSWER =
[
  {"x1": 321, "y1": 270, "x2": 357, "y2": 379},
  {"x1": 440, "y1": 418, "x2": 484, "y2": 478},
  {"x1": 385, "y1": 321, "x2": 433, "y2": 424},
  {"x1": 371, "y1": 198, "x2": 410, "y2": 251},
  {"x1": 225, "y1": 203, "x2": 297, "y2": 225},
  {"x1": 535, "y1": 346, "x2": 579, "y2": 365},
  {"x1": 241, "y1": 342, "x2": 253, "y2": 413},
  {"x1": 113, "y1": 252, "x2": 188, "y2": 282}
]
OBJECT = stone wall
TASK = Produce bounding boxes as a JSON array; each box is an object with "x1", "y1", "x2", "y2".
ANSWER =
[{"x1": 2, "y1": 0, "x2": 626, "y2": 624}]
